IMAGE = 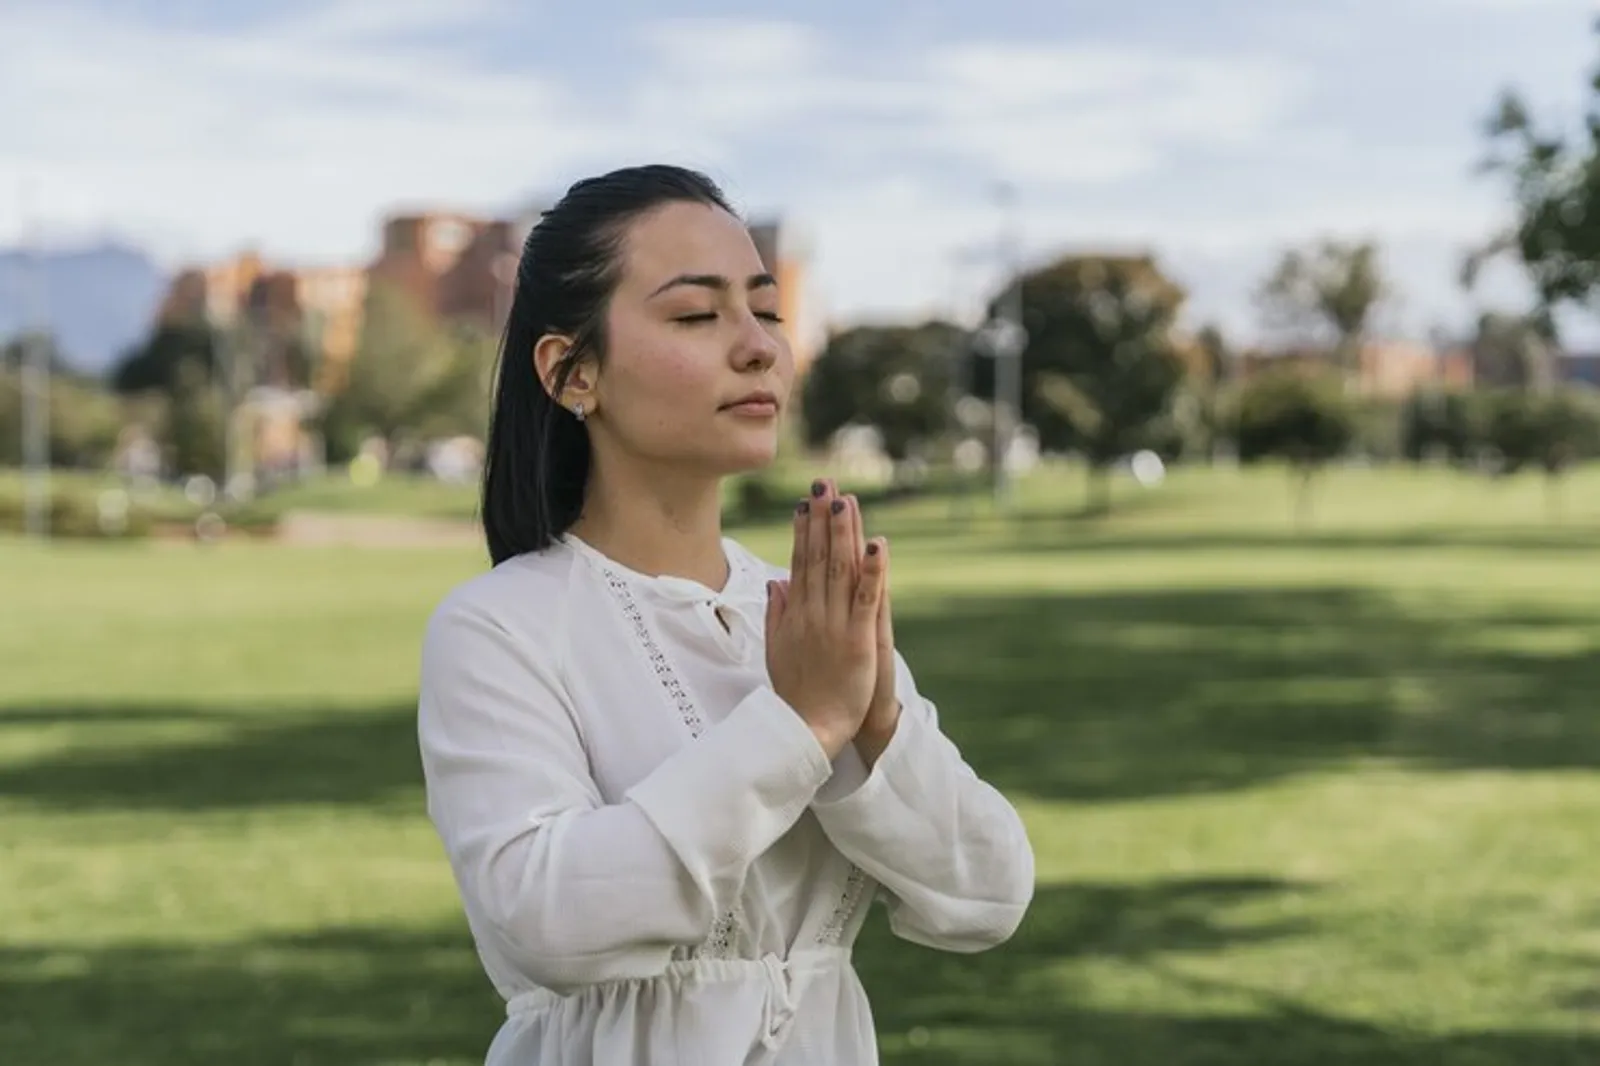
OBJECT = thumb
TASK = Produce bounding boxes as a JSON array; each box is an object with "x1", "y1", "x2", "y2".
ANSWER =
[
  {"x1": 877, "y1": 583, "x2": 894, "y2": 653},
  {"x1": 873, "y1": 539, "x2": 893, "y2": 640},
  {"x1": 765, "y1": 580, "x2": 789, "y2": 638}
]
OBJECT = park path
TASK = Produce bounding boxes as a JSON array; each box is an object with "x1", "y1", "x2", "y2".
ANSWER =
[{"x1": 272, "y1": 510, "x2": 480, "y2": 548}]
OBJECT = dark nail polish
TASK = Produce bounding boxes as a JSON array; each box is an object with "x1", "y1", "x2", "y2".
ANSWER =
[
  {"x1": 831, "y1": 499, "x2": 844, "y2": 514},
  {"x1": 866, "y1": 542, "x2": 880, "y2": 556},
  {"x1": 796, "y1": 501, "x2": 808, "y2": 515},
  {"x1": 811, "y1": 480, "x2": 826, "y2": 497}
]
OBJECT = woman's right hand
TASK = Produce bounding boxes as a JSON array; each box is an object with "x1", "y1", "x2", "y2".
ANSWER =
[{"x1": 764, "y1": 483, "x2": 886, "y2": 759}]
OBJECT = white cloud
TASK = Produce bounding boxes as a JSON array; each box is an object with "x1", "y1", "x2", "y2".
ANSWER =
[
  {"x1": 909, "y1": 44, "x2": 1309, "y2": 183},
  {"x1": 0, "y1": 5, "x2": 1575, "y2": 343},
  {"x1": 1412, "y1": 0, "x2": 1593, "y2": 10},
  {"x1": 0, "y1": 1, "x2": 617, "y2": 262}
]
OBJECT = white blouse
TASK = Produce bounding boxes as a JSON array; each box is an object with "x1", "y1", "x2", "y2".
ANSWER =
[{"x1": 417, "y1": 533, "x2": 1035, "y2": 1065}]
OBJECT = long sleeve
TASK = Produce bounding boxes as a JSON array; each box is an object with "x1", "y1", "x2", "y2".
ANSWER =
[
  {"x1": 810, "y1": 651, "x2": 1035, "y2": 953},
  {"x1": 417, "y1": 596, "x2": 834, "y2": 993}
]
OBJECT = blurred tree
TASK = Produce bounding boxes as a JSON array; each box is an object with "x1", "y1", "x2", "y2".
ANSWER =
[
  {"x1": 0, "y1": 368, "x2": 122, "y2": 469},
  {"x1": 1234, "y1": 367, "x2": 1356, "y2": 527},
  {"x1": 0, "y1": 334, "x2": 125, "y2": 469},
  {"x1": 318, "y1": 283, "x2": 493, "y2": 466},
  {"x1": 799, "y1": 320, "x2": 965, "y2": 463},
  {"x1": 2, "y1": 333, "x2": 78, "y2": 376},
  {"x1": 411, "y1": 322, "x2": 498, "y2": 442},
  {"x1": 109, "y1": 322, "x2": 218, "y2": 394},
  {"x1": 164, "y1": 358, "x2": 225, "y2": 479},
  {"x1": 1468, "y1": 22, "x2": 1600, "y2": 316},
  {"x1": 1194, "y1": 322, "x2": 1238, "y2": 386},
  {"x1": 1191, "y1": 322, "x2": 1241, "y2": 461},
  {"x1": 1471, "y1": 311, "x2": 1558, "y2": 392},
  {"x1": 973, "y1": 254, "x2": 1188, "y2": 513},
  {"x1": 1483, "y1": 387, "x2": 1600, "y2": 519},
  {"x1": 1256, "y1": 240, "x2": 1388, "y2": 376}
]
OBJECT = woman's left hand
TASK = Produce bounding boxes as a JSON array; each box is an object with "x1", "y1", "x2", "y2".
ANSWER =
[
  {"x1": 852, "y1": 495, "x2": 901, "y2": 768},
  {"x1": 775, "y1": 479, "x2": 903, "y2": 766}
]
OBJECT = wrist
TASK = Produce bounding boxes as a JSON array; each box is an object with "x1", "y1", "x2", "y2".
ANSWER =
[
  {"x1": 853, "y1": 702, "x2": 902, "y2": 768},
  {"x1": 807, "y1": 719, "x2": 853, "y2": 761}
]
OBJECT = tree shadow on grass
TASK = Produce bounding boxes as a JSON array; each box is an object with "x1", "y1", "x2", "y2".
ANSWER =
[
  {"x1": 0, "y1": 703, "x2": 422, "y2": 812},
  {"x1": 0, "y1": 924, "x2": 501, "y2": 1066},
  {"x1": 1, "y1": 580, "x2": 1596, "y2": 812},
  {"x1": 3, "y1": 880, "x2": 1595, "y2": 1066},
  {"x1": 854, "y1": 878, "x2": 1600, "y2": 1065},
  {"x1": 894, "y1": 586, "x2": 1600, "y2": 802}
]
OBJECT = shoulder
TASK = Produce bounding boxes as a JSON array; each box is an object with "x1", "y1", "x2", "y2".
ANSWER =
[{"x1": 423, "y1": 542, "x2": 583, "y2": 669}]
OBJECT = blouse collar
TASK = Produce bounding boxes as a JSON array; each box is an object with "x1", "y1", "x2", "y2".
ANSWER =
[{"x1": 562, "y1": 534, "x2": 768, "y2": 662}]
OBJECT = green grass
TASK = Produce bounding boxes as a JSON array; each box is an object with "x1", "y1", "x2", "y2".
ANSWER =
[
  {"x1": 0, "y1": 457, "x2": 848, "y2": 531},
  {"x1": 2, "y1": 462, "x2": 1599, "y2": 1065}
]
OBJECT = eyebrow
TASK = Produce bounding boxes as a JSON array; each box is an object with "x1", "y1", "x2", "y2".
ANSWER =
[{"x1": 647, "y1": 272, "x2": 777, "y2": 299}]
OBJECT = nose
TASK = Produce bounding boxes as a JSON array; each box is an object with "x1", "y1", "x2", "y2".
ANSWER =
[{"x1": 733, "y1": 310, "x2": 783, "y2": 372}]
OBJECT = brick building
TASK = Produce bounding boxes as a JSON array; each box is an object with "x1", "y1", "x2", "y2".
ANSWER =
[
  {"x1": 366, "y1": 212, "x2": 522, "y2": 331},
  {"x1": 1236, "y1": 340, "x2": 1473, "y2": 398}
]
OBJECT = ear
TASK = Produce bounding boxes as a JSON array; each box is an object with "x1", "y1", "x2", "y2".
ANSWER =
[{"x1": 533, "y1": 333, "x2": 599, "y2": 414}]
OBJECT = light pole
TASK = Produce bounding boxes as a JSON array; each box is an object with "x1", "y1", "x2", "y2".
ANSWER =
[
  {"x1": 977, "y1": 182, "x2": 1026, "y2": 512},
  {"x1": 18, "y1": 184, "x2": 50, "y2": 539}
]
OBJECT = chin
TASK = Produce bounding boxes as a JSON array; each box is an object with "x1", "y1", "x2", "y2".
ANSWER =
[
  {"x1": 712, "y1": 434, "x2": 781, "y2": 474},
  {"x1": 719, "y1": 446, "x2": 779, "y2": 474}
]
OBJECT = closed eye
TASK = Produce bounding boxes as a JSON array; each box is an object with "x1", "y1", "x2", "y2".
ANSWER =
[{"x1": 673, "y1": 311, "x2": 786, "y2": 325}]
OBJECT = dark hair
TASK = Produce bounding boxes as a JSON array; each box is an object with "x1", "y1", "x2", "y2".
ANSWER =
[{"x1": 481, "y1": 165, "x2": 735, "y2": 565}]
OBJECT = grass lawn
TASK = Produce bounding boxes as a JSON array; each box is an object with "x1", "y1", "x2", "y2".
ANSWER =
[{"x1": 1, "y1": 462, "x2": 1598, "y2": 1065}]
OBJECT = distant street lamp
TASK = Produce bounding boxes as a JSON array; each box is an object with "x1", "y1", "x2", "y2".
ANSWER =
[
  {"x1": 17, "y1": 183, "x2": 50, "y2": 539},
  {"x1": 977, "y1": 181, "x2": 1027, "y2": 511},
  {"x1": 975, "y1": 315, "x2": 1028, "y2": 509}
]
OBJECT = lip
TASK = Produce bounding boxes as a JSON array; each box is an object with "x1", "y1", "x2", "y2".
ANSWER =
[{"x1": 720, "y1": 390, "x2": 780, "y2": 415}]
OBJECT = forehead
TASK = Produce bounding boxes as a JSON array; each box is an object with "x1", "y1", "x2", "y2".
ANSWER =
[{"x1": 615, "y1": 201, "x2": 766, "y2": 294}]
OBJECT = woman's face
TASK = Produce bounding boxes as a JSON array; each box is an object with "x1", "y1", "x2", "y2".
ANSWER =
[{"x1": 584, "y1": 201, "x2": 793, "y2": 477}]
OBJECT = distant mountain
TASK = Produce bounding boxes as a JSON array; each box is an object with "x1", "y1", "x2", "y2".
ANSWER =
[{"x1": 0, "y1": 243, "x2": 168, "y2": 376}]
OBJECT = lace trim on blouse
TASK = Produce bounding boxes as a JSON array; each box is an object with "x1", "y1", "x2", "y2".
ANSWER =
[{"x1": 592, "y1": 550, "x2": 870, "y2": 961}]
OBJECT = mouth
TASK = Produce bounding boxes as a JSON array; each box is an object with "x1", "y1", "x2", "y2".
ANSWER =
[{"x1": 720, "y1": 391, "x2": 780, "y2": 416}]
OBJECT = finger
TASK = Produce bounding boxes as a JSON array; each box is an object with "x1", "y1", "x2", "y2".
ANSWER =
[
  {"x1": 853, "y1": 535, "x2": 887, "y2": 627},
  {"x1": 828, "y1": 494, "x2": 857, "y2": 622},
  {"x1": 805, "y1": 481, "x2": 831, "y2": 624},
  {"x1": 789, "y1": 500, "x2": 810, "y2": 601},
  {"x1": 764, "y1": 579, "x2": 782, "y2": 641},
  {"x1": 847, "y1": 493, "x2": 863, "y2": 565},
  {"x1": 875, "y1": 540, "x2": 894, "y2": 651}
]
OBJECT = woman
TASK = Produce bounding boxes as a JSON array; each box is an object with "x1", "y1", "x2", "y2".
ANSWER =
[{"x1": 417, "y1": 164, "x2": 1034, "y2": 1065}]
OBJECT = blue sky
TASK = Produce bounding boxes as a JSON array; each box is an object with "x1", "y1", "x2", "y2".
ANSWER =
[{"x1": 2, "y1": 0, "x2": 1596, "y2": 347}]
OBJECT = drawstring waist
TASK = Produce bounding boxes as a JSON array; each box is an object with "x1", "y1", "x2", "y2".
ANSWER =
[{"x1": 505, "y1": 946, "x2": 851, "y2": 1048}]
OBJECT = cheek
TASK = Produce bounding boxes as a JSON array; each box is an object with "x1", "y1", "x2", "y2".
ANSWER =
[{"x1": 610, "y1": 341, "x2": 719, "y2": 432}]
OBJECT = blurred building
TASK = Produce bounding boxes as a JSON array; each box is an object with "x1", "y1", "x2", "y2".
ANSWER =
[
  {"x1": 366, "y1": 212, "x2": 522, "y2": 333},
  {"x1": 148, "y1": 204, "x2": 816, "y2": 481},
  {"x1": 1236, "y1": 341, "x2": 1473, "y2": 398},
  {"x1": 1358, "y1": 340, "x2": 1474, "y2": 396},
  {"x1": 157, "y1": 252, "x2": 367, "y2": 392},
  {"x1": 747, "y1": 218, "x2": 818, "y2": 371},
  {"x1": 156, "y1": 205, "x2": 815, "y2": 386}
]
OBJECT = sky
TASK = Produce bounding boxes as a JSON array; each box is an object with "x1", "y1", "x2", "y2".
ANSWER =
[{"x1": 2, "y1": 0, "x2": 1596, "y2": 348}]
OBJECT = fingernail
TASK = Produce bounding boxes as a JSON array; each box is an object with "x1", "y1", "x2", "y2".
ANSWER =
[
  {"x1": 831, "y1": 499, "x2": 844, "y2": 514},
  {"x1": 796, "y1": 501, "x2": 808, "y2": 515},
  {"x1": 866, "y1": 541, "x2": 880, "y2": 556},
  {"x1": 811, "y1": 480, "x2": 826, "y2": 497}
]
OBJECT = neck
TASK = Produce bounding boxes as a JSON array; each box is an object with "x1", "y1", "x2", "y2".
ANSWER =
[{"x1": 569, "y1": 452, "x2": 730, "y2": 591}]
